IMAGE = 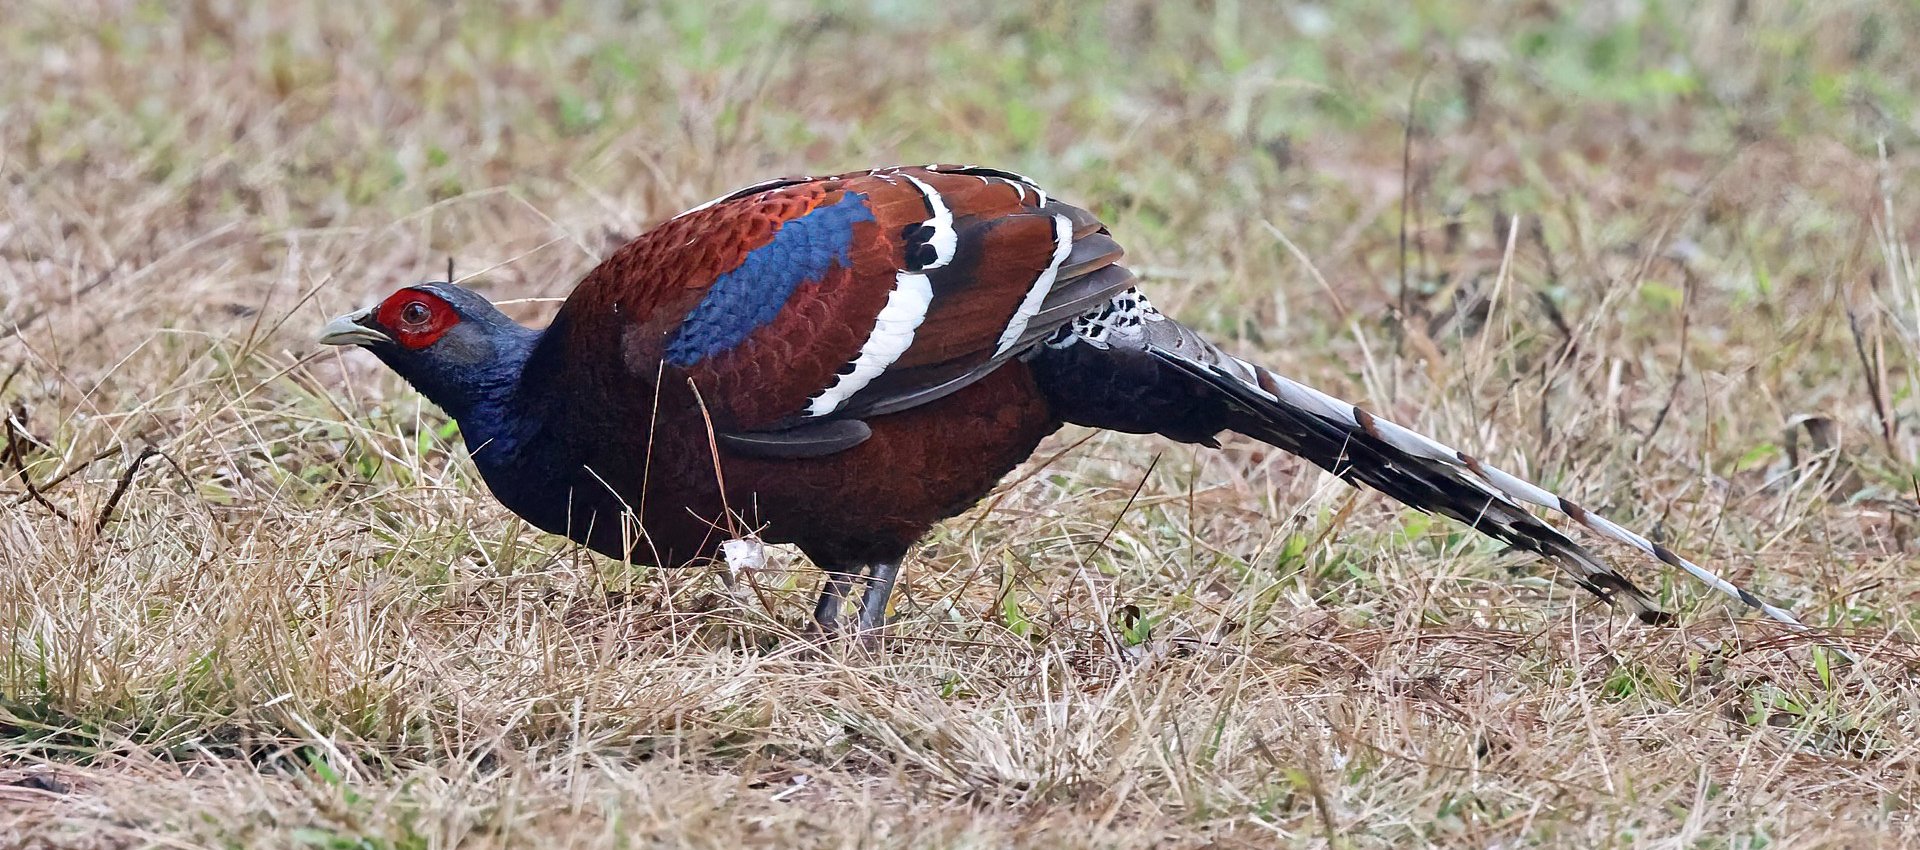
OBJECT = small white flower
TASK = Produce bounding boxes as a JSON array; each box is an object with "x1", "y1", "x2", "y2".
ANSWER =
[{"x1": 720, "y1": 536, "x2": 769, "y2": 577}]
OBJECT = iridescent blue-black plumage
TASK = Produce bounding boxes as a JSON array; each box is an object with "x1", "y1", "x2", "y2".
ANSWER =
[{"x1": 319, "y1": 164, "x2": 1832, "y2": 642}]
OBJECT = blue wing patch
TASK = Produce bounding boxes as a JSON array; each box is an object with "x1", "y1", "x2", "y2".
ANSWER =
[{"x1": 665, "y1": 192, "x2": 876, "y2": 366}]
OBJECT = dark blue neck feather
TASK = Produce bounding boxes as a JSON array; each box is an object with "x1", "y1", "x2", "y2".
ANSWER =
[
  {"x1": 377, "y1": 321, "x2": 552, "y2": 483},
  {"x1": 446, "y1": 326, "x2": 551, "y2": 479},
  {"x1": 458, "y1": 323, "x2": 607, "y2": 542}
]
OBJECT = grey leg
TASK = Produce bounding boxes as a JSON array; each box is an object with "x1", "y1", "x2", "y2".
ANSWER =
[
  {"x1": 812, "y1": 566, "x2": 861, "y2": 632},
  {"x1": 856, "y1": 560, "x2": 901, "y2": 634}
]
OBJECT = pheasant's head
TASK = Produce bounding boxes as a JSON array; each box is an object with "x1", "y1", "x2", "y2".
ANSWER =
[{"x1": 318, "y1": 282, "x2": 538, "y2": 422}]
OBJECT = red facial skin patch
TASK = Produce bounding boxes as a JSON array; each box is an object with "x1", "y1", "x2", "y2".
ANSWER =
[{"x1": 375, "y1": 288, "x2": 460, "y2": 349}]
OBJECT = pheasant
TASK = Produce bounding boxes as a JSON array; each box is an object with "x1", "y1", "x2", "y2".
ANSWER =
[{"x1": 318, "y1": 164, "x2": 1824, "y2": 642}]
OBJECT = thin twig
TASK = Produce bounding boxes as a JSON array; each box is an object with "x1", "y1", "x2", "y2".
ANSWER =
[
  {"x1": 1090, "y1": 453, "x2": 1161, "y2": 558},
  {"x1": 1644, "y1": 270, "x2": 1696, "y2": 447},
  {"x1": 3, "y1": 404, "x2": 69, "y2": 522},
  {"x1": 1846, "y1": 307, "x2": 1899, "y2": 459},
  {"x1": 451, "y1": 235, "x2": 570, "y2": 287},
  {"x1": 94, "y1": 447, "x2": 159, "y2": 532},
  {"x1": 1260, "y1": 220, "x2": 1350, "y2": 321},
  {"x1": 8, "y1": 440, "x2": 133, "y2": 506},
  {"x1": 1, "y1": 262, "x2": 121, "y2": 343},
  {"x1": 1397, "y1": 66, "x2": 1429, "y2": 334},
  {"x1": 959, "y1": 429, "x2": 1101, "y2": 542}
]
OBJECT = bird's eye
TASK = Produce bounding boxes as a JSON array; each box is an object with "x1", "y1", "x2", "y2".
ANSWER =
[{"x1": 400, "y1": 301, "x2": 432, "y2": 326}]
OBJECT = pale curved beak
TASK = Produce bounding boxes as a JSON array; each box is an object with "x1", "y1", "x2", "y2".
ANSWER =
[{"x1": 317, "y1": 307, "x2": 390, "y2": 347}]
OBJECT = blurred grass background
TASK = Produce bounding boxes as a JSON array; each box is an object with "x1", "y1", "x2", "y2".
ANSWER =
[{"x1": 4, "y1": 1, "x2": 1920, "y2": 847}]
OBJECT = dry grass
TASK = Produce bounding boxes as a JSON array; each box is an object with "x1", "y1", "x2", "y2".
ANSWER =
[{"x1": 6, "y1": 0, "x2": 1920, "y2": 846}]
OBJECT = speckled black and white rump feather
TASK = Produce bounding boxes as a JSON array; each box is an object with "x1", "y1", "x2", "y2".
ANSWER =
[
  {"x1": 1026, "y1": 287, "x2": 1839, "y2": 654},
  {"x1": 1038, "y1": 286, "x2": 1166, "y2": 351}
]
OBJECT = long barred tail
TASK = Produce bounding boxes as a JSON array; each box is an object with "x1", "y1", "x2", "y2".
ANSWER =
[
  {"x1": 1027, "y1": 290, "x2": 1843, "y2": 658},
  {"x1": 1144, "y1": 343, "x2": 1842, "y2": 648}
]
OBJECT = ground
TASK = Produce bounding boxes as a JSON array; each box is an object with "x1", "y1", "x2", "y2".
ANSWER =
[{"x1": 3, "y1": 1, "x2": 1920, "y2": 847}]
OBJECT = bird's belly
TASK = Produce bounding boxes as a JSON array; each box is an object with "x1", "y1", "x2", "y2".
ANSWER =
[
  {"x1": 743, "y1": 364, "x2": 1061, "y2": 565},
  {"x1": 576, "y1": 362, "x2": 1061, "y2": 568}
]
